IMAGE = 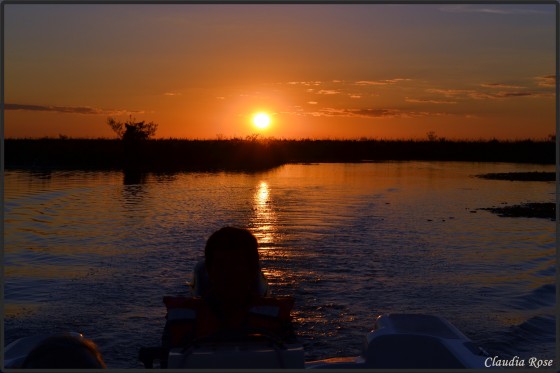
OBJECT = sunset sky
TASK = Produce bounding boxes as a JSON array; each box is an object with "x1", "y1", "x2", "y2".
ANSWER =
[{"x1": 3, "y1": 3, "x2": 557, "y2": 140}]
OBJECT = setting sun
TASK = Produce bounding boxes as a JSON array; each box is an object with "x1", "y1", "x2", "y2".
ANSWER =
[{"x1": 253, "y1": 112, "x2": 271, "y2": 129}]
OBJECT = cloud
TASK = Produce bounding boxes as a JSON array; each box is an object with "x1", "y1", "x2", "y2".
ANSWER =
[
  {"x1": 355, "y1": 78, "x2": 411, "y2": 86},
  {"x1": 405, "y1": 97, "x2": 457, "y2": 104},
  {"x1": 480, "y1": 83, "x2": 525, "y2": 89},
  {"x1": 5, "y1": 103, "x2": 143, "y2": 116},
  {"x1": 307, "y1": 101, "x2": 318, "y2": 105},
  {"x1": 439, "y1": 5, "x2": 551, "y2": 15},
  {"x1": 426, "y1": 89, "x2": 475, "y2": 97},
  {"x1": 345, "y1": 108, "x2": 452, "y2": 119},
  {"x1": 287, "y1": 107, "x2": 451, "y2": 119},
  {"x1": 287, "y1": 81, "x2": 322, "y2": 86},
  {"x1": 316, "y1": 90, "x2": 340, "y2": 95},
  {"x1": 535, "y1": 75, "x2": 556, "y2": 88},
  {"x1": 469, "y1": 91, "x2": 537, "y2": 100},
  {"x1": 349, "y1": 95, "x2": 362, "y2": 99},
  {"x1": 428, "y1": 85, "x2": 551, "y2": 101},
  {"x1": 345, "y1": 108, "x2": 407, "y2": 118},
  {"x1": 164, "y1": 92, "x2": 182, "y2": 96},
  {"x1": 355, "y1": 81, "x2": 388, "y2": 86},
  {"x1": 496, "y1": 92, "x2": 535, "y2": 98}
]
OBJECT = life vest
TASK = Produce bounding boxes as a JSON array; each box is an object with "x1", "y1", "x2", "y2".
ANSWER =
[{"x1": 162, "y1": 296, "x2": 294, "y2": 348}]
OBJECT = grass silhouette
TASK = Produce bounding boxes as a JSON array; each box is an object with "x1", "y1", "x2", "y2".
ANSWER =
[{"x1": 4, "y1": 138, "x2": 555, "y2": 172}]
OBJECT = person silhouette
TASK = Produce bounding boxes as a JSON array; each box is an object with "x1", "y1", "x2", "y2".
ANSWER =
[{"x1": 161, "y1": 227, "x2": 295, "y2": 351}]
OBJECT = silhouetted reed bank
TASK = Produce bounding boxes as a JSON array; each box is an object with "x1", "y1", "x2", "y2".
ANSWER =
[
  {"x1": 475, "y1": 172, "x2": 555, "y2": 182},
  {"x1": 479, "y1": 202, "x2": 556, "y2": 221},
  {"x1": 4, "y1": 138, "x2": 555, "y2": 172}
]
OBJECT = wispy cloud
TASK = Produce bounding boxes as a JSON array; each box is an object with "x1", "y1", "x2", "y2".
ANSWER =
[
  {"x1": 405, "y1": 97, "x2": 457, "y2": 104},
  {"x1": 164, "y1": 92, "x2": 182, "y2": 96},
  {"x1": 286, "y1": 107, "x2": 451, "y2": 119},
  {"x1": 535, "y1": 75, "x2": 556, "y2": 88},
  {"x1": 480, "y1": 83, "x2": 525, "y2": 89},
  {"x1": 285, "y1": 78, "x2": 411, "y2": 100},
  {"x1": 439, "y1": 5, "x2": 551, "y2": 15},
  {"x1": 426, "y1": 85, "x2": 551, "y2": 103},
  {"x1": 426, "y1": 89, "x2": 475, "y2": 97},
  {"x1": 287, "y1": 81, "x2": 322, "y2": 86},
  {"x1": 355, "y1": 78, "x2": 411, "y2": 86},
  {"x1": 5, "y1": 103, "x2": 143, "y2": 116},
  {"x1": 345, "y1": 108, "x2": 409, "y2": 118},
  {"x1": 346, "y1": 108, "x2": 451, "y2": 119},
  {"x1": 355, "y1": 81, "x2": 388, "y2": 86},
  {"x1": 316, "y1": 90, "x2": 340, "y2": 95},
  {"x1": 469, "y1": 91, "x2": 537, "y2": 100}
]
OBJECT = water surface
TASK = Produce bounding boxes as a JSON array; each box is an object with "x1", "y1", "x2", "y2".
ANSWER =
[{"x1": 4, "y1": 162, "x2": 556, "y2": 368}]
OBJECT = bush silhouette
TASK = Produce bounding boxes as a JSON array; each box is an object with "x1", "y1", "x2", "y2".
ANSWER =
[{"x1": 107, "y1": 116, "x2": 158, "y2": 141}]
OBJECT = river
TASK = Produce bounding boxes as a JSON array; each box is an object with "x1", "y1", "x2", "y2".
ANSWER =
[{"x1": 4, "y1": 161, "x2": 556, "y2": 368}]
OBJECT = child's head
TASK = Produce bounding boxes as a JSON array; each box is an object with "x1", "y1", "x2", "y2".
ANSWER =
[{"x1": 204, "y1": 227, "x2": 260, "y2": 302}]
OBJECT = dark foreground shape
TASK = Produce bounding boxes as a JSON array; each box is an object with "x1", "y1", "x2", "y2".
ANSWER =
[
  {"x1": 479, "y1": 203, "x2": 556, "y2": 221},
  {"x1": 137, "y1": 314, "x2": 488, "y2": 369}
]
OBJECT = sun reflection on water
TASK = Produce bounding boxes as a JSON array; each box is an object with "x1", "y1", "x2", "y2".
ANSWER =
[
  {"x1": 250, "y1": 180, "x2": 300, "y2": 293},
  {"x1": 252, "y1": 180, "x2": 277, "y2": 248}
]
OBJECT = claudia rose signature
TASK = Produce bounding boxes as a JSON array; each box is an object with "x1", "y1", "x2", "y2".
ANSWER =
[{"x1": 485, "y1": 356, "x2": 554, "y2": 368}]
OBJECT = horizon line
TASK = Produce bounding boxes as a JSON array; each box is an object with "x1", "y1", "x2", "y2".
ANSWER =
[{"x1": 4, "y1": 135, "x2": 555, "y2": 142}]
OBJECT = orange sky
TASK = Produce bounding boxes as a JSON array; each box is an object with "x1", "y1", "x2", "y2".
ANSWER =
[{"x1": 3, "y1": 3, "x2": 557, "y2": 140}]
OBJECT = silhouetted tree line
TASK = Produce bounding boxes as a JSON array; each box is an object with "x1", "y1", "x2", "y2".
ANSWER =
[{"x1": 4, "y1": 138, "x2": 555, "y2": 172}]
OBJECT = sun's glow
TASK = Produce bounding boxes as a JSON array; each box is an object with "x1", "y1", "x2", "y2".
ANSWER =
[{"x1": 253, "y1": 113, "x2": 271, "y2": 129}]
